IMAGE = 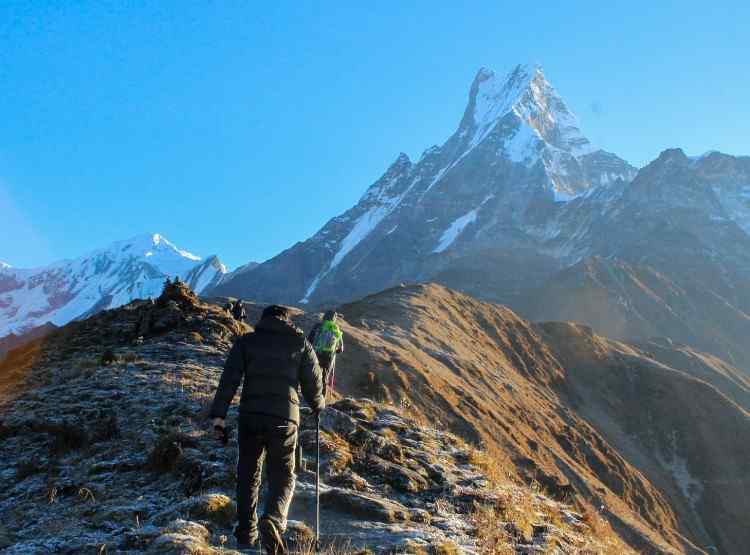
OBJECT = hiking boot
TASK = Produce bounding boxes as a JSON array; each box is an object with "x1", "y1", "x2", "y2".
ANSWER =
[
  {"x1": 234, "y1": 529, "x2": 258, "y2": 549},
  {"x1": 259, "y1": 518, "x2": 286, "y2": 555}
]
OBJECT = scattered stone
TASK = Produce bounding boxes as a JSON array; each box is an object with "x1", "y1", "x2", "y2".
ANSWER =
[
  {"x1": 320, "y1": 488, "x2": 410, "y2": 523},
  {"x1": 153, "y1": 494, "x2": 237, "y2": 528},
  {"x1": 319, "y1": 408, "x2": 359, "y2": 437}
]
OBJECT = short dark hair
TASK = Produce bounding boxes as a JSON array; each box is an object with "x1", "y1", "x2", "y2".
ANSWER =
[
  {"x1": 262, "y1": 304, "x2": 290, "y2": 320},
  {"x1": 323, "y1": 310, "x2": 337, "y2": 322}
]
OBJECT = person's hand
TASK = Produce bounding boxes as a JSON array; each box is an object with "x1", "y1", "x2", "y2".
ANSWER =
[{"x1": 213, "y1": 417, "x2": 228, "y2": 445}]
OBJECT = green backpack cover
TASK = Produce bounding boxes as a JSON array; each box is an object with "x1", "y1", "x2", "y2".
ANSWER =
[{"x1": 314, "y1": 320, "x2": 342, "y2": 354}]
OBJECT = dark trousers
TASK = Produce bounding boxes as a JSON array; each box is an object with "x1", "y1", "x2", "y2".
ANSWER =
[
  {"x1": 235, "y1": 414, "x2": 298, "y2": 538},
  {"x1": 318, "y1": 353, "x2": 336, "y2": 396}
]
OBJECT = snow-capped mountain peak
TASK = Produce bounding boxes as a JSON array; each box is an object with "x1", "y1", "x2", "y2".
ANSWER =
[
  {"x1": 460, "y1": 64, "x2": 593, "y2": 158},
  {"x1": 108, "y1": 233, "x2": 200, "y2": 261},
  {"x1": 213, "y1": 63, "x2": 638, "y2": 307},
  {"x1": 0, "y1": 234, "x2": 226, "y2": 337}
]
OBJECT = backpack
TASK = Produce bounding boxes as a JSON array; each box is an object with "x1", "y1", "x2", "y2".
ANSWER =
[{"x1": 313, "y1": 320, "x2": 342, "y2": 354}]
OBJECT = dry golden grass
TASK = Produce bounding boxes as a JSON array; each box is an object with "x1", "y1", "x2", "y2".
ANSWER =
[
  {"x1": 292, "y1": 537, "x2": 372, "y2": 555},
  {"x1": 467, "y1": 445, "x2": 517, "y2": 486},
  {"x1": 0, "y1": 338, "x2": 44, "y2": 403},
  {"x1": 470, "y1": 485, "x2": 632, "y2": 555},
  {"x1": 320, "y1": 431, "x2": 354, "y2": 474},
  {"x1": 577, "y1": 505, "x2": 629, "y2": 554},
  {"x1": 471, "y1": 502, "x2": 517, "y2": 554},
  {"x1": 187, "y1": 332, "x2": 204, "y2": 344}
]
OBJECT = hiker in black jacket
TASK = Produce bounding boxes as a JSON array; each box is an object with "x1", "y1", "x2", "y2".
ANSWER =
[
  {"x1": 231, "y1": 299, "x2": 247, "y2": 322},
  {"x1": 210, "y1": 304, "x2": 325, "y2": 553}
]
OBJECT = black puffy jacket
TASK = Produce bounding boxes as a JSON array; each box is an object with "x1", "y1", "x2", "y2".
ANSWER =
[{"x1": 209, "y1": 316, "x2": 325, "y2": 424}]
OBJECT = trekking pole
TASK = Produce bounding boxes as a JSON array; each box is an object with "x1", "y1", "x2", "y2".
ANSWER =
[{"x1": 315, "y1": 411, "x2": 321, "y2": 553}]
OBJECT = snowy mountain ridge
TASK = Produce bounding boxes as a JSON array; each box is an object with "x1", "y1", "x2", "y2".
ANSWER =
[
  {"x1": 0, "y1": 233, "x2": 226, "y2": 337},
  {"x1": 213, "y1": 63, "x2": 638, "y2": 306}
]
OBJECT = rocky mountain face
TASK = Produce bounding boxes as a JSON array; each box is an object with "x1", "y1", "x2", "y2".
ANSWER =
[
  {"x1": 520, "y1": 150, "x2": 750, "y2": 370},
  {"x1": 0, "y1": 282, "x2": 630, "y2": 554},
  {"x1": 211, "y1": 64, "x2": 636, "y2": 307},
  {"x1": 212, "y1": 66, "x2": 750, "y2": 377},
  {"x1": 0, "y1": 233, "x2": 226, "y2": 338}
]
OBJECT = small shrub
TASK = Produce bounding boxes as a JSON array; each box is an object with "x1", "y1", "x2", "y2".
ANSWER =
[
  {"x1": 146, "y1": 431, "x2": 198, "y2": 473},
  {"x1": 40, "y1": 420, "x2": 88, "y2": 455},
  {"x1": 16, "y1": 458, "x2": 42, "y2": 480},
  {"x1": 90, "y1": 412, "x2": 120, "y2": 443},
  {"x1": 471, "y1": 502, "x2": 517, "y2": 554},
  {"x1": 121, "y1": 351, "x2": 138, "y2": 363},
  {"x1": 430, "y1": 541, "x2": 460, "y2": 555},
  {"x1": 185, "y1": 493, "x2": 236, "y2": 527},
  {"x1": 77, "y1": 357, "x2": 99, "y2": 370},
  {"x1": 187, "y1": 332, "x2": 204, "y2": 344},
  {"x1": 467, "y1": 445, "x2": 516, "y2": 485},
  {"x1": 100, "y1": 350, "x2": 117, "y2": 366}
]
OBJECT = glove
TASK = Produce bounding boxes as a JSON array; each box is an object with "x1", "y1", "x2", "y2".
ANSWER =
[
  {"x1": 212, "y1": 417, "x2": 229, "y2": 445},
  {"x1": 215, "y1": 425, "x2": 229, "y2": 445}
]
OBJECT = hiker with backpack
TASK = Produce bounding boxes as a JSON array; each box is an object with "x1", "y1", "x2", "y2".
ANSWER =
[
  {"x1": 308, "y1": 310, "x2": 344, "y2": 398},
  {"x1": 232, "y1": 299, "x2": 247, "y2": 322},
  {"x1": 210, "y1": 304, "x2": 325, "y2": 553}
]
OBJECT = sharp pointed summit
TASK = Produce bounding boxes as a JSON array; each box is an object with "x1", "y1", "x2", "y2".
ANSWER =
[{"x1": 212, "y1": 63, "x2": 637, "y2": 307}]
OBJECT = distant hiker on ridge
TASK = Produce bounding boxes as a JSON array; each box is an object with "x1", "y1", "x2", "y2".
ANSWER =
[
  {"x1": 209, "y1": 304, "x2": 325, "y2": 553},
  {"x1": 308, "y1": 310, "x2": 344, "y2": 399},
  {"x1": 232, "y1": 299, "x2": 247, "y2": 322}
]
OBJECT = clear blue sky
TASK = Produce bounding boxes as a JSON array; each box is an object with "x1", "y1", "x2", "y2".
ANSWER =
[{"x1": 1, "y1": 1, "x2": 748, "y2": 270}]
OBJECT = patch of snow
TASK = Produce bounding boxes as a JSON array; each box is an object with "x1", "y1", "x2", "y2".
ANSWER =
[
  {"x1": 656, "y1": 431, "x2": 704, "y2": 510},
  {"x1": 472, "y1": 65, "x2": 594, "y2": 160},
  {"x1": 712, "y1": 184, "x2": 750, "y2": 235},
  {"x1": 433, "y1": 195, "x2": 494, "y2": 253},
  {"x1": 433, "y1": 211, "x2": 478, "y2": 253},
  {"x1": 192, "y1": 265, "x2": 219, "y2": 294},
  {"x1": 299, "y1": 174, "x2": 421, "y2": 303},
  {"x1": 552, "y1": 188, "x2": 576, "y2": 202},
  {"x1": 422, "y1": 165, "x2": 450, "y2": 195},
  {"x1": 331, "y1": 205, "x2": 392, "y2": 269},
  {"x1": 504, "y1": 122, "x2": 542, "y2": 164},
  {"x1": 386, "y1": 224, "x2": 399, "y2": 235},
  {"x1": 299, "y1": 272, "x2": 324, "y2": 305}
]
